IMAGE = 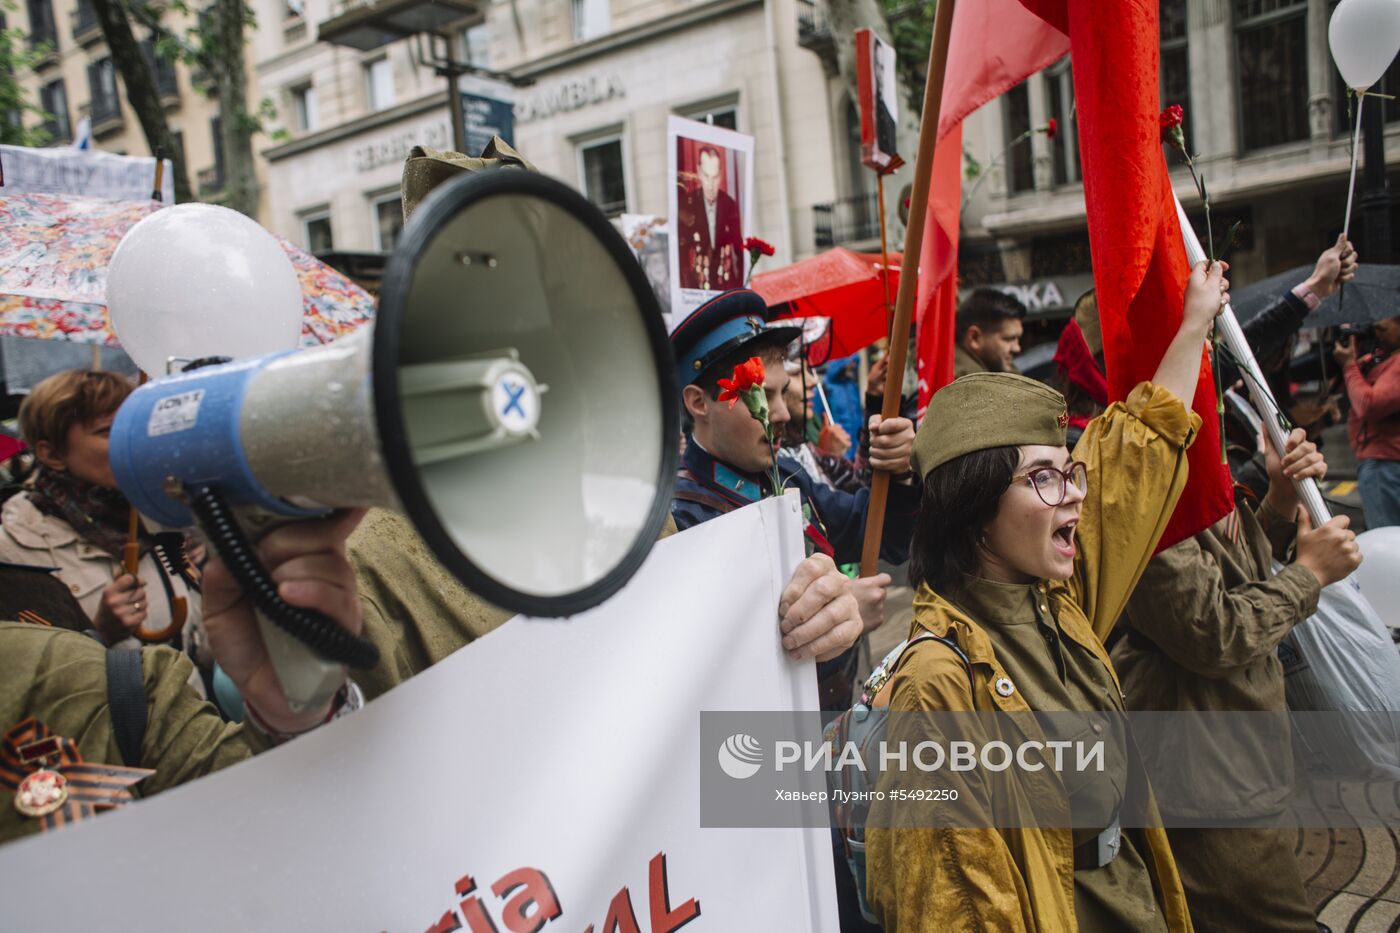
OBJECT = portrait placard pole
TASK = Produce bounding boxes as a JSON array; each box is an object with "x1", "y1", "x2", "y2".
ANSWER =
[{"x1": 859, "y1": 0, "x2": 958, "y2": 578}]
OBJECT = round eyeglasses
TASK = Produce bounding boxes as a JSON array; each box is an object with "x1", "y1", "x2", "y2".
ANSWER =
[{"x1": 1012, "y1": 461, "x2": 1088, "y2": 507}]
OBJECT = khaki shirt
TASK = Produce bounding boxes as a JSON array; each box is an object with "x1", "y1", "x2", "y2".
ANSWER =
[
  {"x1": 349, "y1": 510, "x2": 678, "y2": 701},
  {"x1": 1114, "y1": 500, "x2": 1320, "y2": 820},
  {"x1": 0, "y1": 623, "x2": 251, "y2": 846},
  {"x1": 866, "y1": 383, "x2": 1200, "y2": 933}
]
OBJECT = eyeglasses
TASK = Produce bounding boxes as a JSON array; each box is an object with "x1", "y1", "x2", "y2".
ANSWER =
[{"x1": 1012, "y1": 461, "x2": 1088, "y2": 507}]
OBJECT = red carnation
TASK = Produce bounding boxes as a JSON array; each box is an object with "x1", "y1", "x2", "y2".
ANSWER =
[
  {"x1": 743, "y1": 236, "x2": 775, "y2": 258},
  {"x1": 1043, "y1": 118, "x2": 1058, "y2": 140},
  {"x1": 1159, "y1": 104, "x2": 1186, "y2": 152},
  {"x1": 717, "y1": 356, "x2": 766, "y2": 408}
]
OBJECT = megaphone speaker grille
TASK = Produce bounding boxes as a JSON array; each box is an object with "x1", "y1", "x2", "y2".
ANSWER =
[{"x1": 374, "y1": 170, "x2": 679, "y2": 617}]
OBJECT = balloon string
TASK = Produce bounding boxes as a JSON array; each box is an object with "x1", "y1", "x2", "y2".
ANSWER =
[{"x1": 1342, "y1": 91, "x2": 1365, "y2": 243}]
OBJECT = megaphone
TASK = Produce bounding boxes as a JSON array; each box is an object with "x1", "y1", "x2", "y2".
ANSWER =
[{"x1": 108, "y1": 170, "x2": 679, "y2": 711}]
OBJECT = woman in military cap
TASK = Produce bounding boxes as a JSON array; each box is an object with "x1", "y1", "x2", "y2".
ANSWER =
[{"x1": 864, "y1": 261, "x2": 1229, "y2": 932}]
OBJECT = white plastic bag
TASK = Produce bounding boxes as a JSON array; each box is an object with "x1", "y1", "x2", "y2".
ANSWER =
[{"x1": 1277, "y1": 569, "x2": 1400, "y2": 779}]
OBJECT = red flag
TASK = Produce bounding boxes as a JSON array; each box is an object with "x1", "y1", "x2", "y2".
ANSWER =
[
  {"x1": 914, "y1": 0, "x2": 1070, "y2": 414},
  {"x1": 1021, "y1": 0, "x2": 1233, "y2": 547}
]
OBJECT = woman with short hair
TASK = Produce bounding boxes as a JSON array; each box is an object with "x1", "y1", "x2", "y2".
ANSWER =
[
  {"x1": 865, "y1": 262, "x2": 1229, "y2": 932},
  {"x1": 0, "y1": 370, "x2": 202, "y2": 657}
]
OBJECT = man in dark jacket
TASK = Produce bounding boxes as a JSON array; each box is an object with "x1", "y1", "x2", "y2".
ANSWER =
[{"x1": 676, "y1": 146, "x2": 744, "y2": 291}]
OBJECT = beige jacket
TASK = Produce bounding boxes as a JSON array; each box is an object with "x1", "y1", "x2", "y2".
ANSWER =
[{"x1": 0, "y1": 492, "x2": 203, "y2": 657}]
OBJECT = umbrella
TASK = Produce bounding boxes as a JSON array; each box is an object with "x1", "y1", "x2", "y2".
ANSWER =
[
  {"x1": 1230, "y1": 262, "x2": 1400, "y2": 329},
  {"x1": 0, "y1": 191, "x2": 375, "y2": 356},
  {"x1": 750, "y1": 247, "x2": 902, "y2": 359}
]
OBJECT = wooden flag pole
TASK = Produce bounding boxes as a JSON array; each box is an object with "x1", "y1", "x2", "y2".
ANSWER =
[{"x1": 858, "y1": 0, "x2": 958, "y2": 578}]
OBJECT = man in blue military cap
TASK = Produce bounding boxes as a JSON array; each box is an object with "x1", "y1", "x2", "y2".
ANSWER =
[{"x1": 671, "y1": 288, "x2": 919, "y2": 710}]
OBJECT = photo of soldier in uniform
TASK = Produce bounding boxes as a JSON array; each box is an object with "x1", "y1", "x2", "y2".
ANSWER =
[{"x1": 666, "y1": 116, "x2": 755, "y2": 323}]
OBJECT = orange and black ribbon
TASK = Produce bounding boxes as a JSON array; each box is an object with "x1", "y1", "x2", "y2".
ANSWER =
[{"x1": 0, "y1": 718, "x2": 153, "y2": 832}]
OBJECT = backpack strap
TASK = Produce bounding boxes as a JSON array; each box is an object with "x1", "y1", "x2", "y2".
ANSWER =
[
  {"x1": 105, "y1": 649, "x2": 148, "y2": 768},
  {"x1": 860, "y1": 630, "x2": 975, "y2": 706}
]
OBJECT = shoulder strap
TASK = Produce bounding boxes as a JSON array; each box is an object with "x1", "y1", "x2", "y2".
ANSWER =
[
  {"x1": 105, "y1": 649, "x2": 148, "y2": 768},
  {"x1": 675, "y1": 468, "x2": 745, "y2": 515},
  {"x1": 893, "y1": 631, "x2": 976, "y2": 695}
]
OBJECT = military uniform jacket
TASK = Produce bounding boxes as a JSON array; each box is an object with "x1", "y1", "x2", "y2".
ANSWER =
[
  {"x1": 0, "y1": 623, "x2": 251, "y2": 846},
  {"x1": 671, "y1": 440, "x2": 918, "y2": 567},
  {"x1": 865, "y1": 383, "x2": 1200, "y2": 933},
  {"x1": 349, "y1": 510, "x2": 679, "y2": 701},
  {"x1": 1114, "y1": 497, "x2": 1320, "y2": 819}
]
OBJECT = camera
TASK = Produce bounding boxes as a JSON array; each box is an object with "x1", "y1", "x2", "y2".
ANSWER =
[{"x1": 1340, "y1": 322, "x2": 1374, "y2": 338}]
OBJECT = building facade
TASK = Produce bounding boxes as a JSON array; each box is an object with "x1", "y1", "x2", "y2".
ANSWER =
[
  {"x1": 8, "y1": 0, "x2": 268, "y2": 215},
  {"x1": 954, "y1": 0, "x2": 1400, "y2": 322},
  {"x1": 255, "y1": 0, "x2": 879, "y2": 269}
]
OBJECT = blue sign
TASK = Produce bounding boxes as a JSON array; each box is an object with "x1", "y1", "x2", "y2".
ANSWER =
[{"x1": 461, "y1": 92, "x2": 515, "y2": 155}]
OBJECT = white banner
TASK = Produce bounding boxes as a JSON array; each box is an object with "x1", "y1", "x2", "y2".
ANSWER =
[
  {"x1": 0, "y1": 144, "x2": 175, "y2": 203},
  {"x1": 0, "y1": 495, "x2": 838, "y2": 933}
]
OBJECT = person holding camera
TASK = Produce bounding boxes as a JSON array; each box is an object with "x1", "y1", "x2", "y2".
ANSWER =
[{"x1": 1336, "y1": 315, "x2": 1400, "y2": 528}]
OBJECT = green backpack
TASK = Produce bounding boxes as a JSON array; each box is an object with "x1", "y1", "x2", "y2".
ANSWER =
[{"x1": 823, "y1": 630, "x2": 973, "y2": 925}]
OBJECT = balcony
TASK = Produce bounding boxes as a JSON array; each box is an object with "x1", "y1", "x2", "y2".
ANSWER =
[
  {"x1": 813, "y1": 192, "x2": 882, "y2": 249},
  {"x1": 88, "y1": 91, "x2": 122, "y2": 135},
  {"x1": 198, "y1": 166, "x2": 224, "y2": 196},
  {"x1": 796, "y1": 0, "x2": 835, "y2": 73},
  {"x1": 72, "y1": 0, "x2": 101, "y2": 45}
]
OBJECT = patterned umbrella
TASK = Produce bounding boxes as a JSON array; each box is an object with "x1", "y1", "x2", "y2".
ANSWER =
[{"x1": 0, "y1": 191, "x2": 375, "y2": 349}]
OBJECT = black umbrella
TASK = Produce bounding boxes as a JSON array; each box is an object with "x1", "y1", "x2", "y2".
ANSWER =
[{"x1": 1231, "y1": 263, "x2": 1400, "y2": 328}]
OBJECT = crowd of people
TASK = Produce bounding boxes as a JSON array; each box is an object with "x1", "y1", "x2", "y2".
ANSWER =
[{"x1": 0, "y1": 149, "x2": 1395, "y2": 933}]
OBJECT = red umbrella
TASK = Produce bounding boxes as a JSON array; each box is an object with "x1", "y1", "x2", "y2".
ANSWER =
[{"x1": 750, "y1": 247, "x2": 902, "y2": 360}]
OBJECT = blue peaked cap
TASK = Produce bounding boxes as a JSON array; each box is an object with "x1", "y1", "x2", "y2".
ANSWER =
[{"x1": 670, "y1": 289, "x2": 802, "y2": 394}]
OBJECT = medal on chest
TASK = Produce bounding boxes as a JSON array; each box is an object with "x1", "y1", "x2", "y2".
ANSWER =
[{"x1": 0, "y1": 718, "x2": 153, "y2": 831}]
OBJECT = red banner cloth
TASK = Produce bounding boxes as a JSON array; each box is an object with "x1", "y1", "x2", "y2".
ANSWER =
[
  {"x1": 1019, "y1": 0, "x2": 1233, "y2": 548},
  {"x1": 914, "y1": 0, "x2": 1070, "y2": 415}
]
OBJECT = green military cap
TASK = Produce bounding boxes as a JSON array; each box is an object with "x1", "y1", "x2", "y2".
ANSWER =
[
  {"x1": 912, "y1": 372, "x2": 1068, "y2": 479},
  {"x1": 401, "y1": 138, "x2": 536, "y2": 222}
]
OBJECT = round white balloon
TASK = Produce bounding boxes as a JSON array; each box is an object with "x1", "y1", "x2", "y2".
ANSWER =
[
  {"x1": 1329, "y1": 0, "x2": 1400, "y2": 90},
  {"x1": 1355, "y1": 525, "x2": 1400, "y2": 629},
  {"x1": 107, "y1": 203, "x2": 302, "y2": 375}
]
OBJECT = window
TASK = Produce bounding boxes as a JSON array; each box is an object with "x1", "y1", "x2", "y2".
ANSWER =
[
  {"x1": 291, "y1": 84, "x2": 317, "y2": 132},
  {"x1": 39, "y1": 79, "x2": 69, "y2": 143},
  {"x1": 169, "y1": 129, "x2": 186, "y2": 168},
  {"x1": 1002, "y1": 80, "x2": 1034, "y2": 193},
  {"x1": 26, "y1": 0, "x2": 56, "y2": 50},
  {"x1": 572, "y1": 0, "x2": 609, "y2": 41},
  {"x1": 1160, "y1": 0, "x2": 1192, "y2": 154},
  {"x1": 372, "y1": 195, "x2": 403, "y2": 251},
  {"x1": 681, "y1": 105, "x2": 737, "y2": 131},
  {"x1": 87, "y1": 57, "x2": 120, "y2": 125},
  {"x1": 578, "y1": 135, "x2": 626, "y2": 217},
  {"x1": 365, "y1": 57, "x2": 394, "y2": 111},
  {"x1": 210, "y1": 115, "x2": 225, "y2": 183},
  {"x1": 140, "y1": 37, "x2": 179, "y2": 98},
  {"x1": 1044, "y1": 60, "x2": 1079, "y2": 186},
  {"x1": 459, "y1": 21, "x2": 489, "y2": 66},
  {"x1": 73, "y1": 0, "x2": 98, "y2": 36},
  {"x1": 303, "y1": 211, "x2": 333, "y2": 255},
  {"x1": 1234, "y1": 0, "x2": 1309, "y2": 151}
]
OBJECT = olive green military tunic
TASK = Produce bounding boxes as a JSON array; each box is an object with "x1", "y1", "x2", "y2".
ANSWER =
[
  {"x1": 867, "y1": 383, "x2": 1199, "y2": 933},
  {"x1": 946, "y1": 577, "x2": 1167, "y2": 933},
  {"x1": 1114, "y1": 500, "x2": 1321, "y2": 932},
  {"x1": 348, "y1": 509, "x2": 678, "y2": 701},
  {"x1": 0, "y1": 622, "x2": 252, "y2": 846}
]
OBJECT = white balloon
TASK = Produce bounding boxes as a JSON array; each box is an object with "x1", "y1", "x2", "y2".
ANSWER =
[
  {"x1": 107, "y1": 203, "x2": 302, "y2": 375},
  {"x1": 1354, "y1": 525, "x2": 1400, "y2": 629},
  {"x1": 1329, "y1": 0, "x2": 1400, "y2": 90}
]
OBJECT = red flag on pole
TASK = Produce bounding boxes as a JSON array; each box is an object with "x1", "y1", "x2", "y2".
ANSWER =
[
  {"x1": 914, "y1": 0, "x2": 1070, "y2": 415},
  {"x1": 1019, "y1": 0, "x2": 1233, "y2": 547}
]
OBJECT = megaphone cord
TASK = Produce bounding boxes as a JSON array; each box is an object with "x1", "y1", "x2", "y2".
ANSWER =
[{"x1": 187, "y1": 485, "x2": 381, "y2": 670}]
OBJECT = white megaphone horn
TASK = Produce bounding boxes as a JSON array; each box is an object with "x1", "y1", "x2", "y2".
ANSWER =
[{"x1": 107, "y1": 170, "x2": 680, "y2": 711}]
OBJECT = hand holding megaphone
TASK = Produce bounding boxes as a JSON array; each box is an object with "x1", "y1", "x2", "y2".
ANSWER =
[
  {"x1": 107, "y1": 171, "x2": 679, "y2": 712},
  {"x1": 202, "y1": 508, "x2": 366, "y2": 735}
]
